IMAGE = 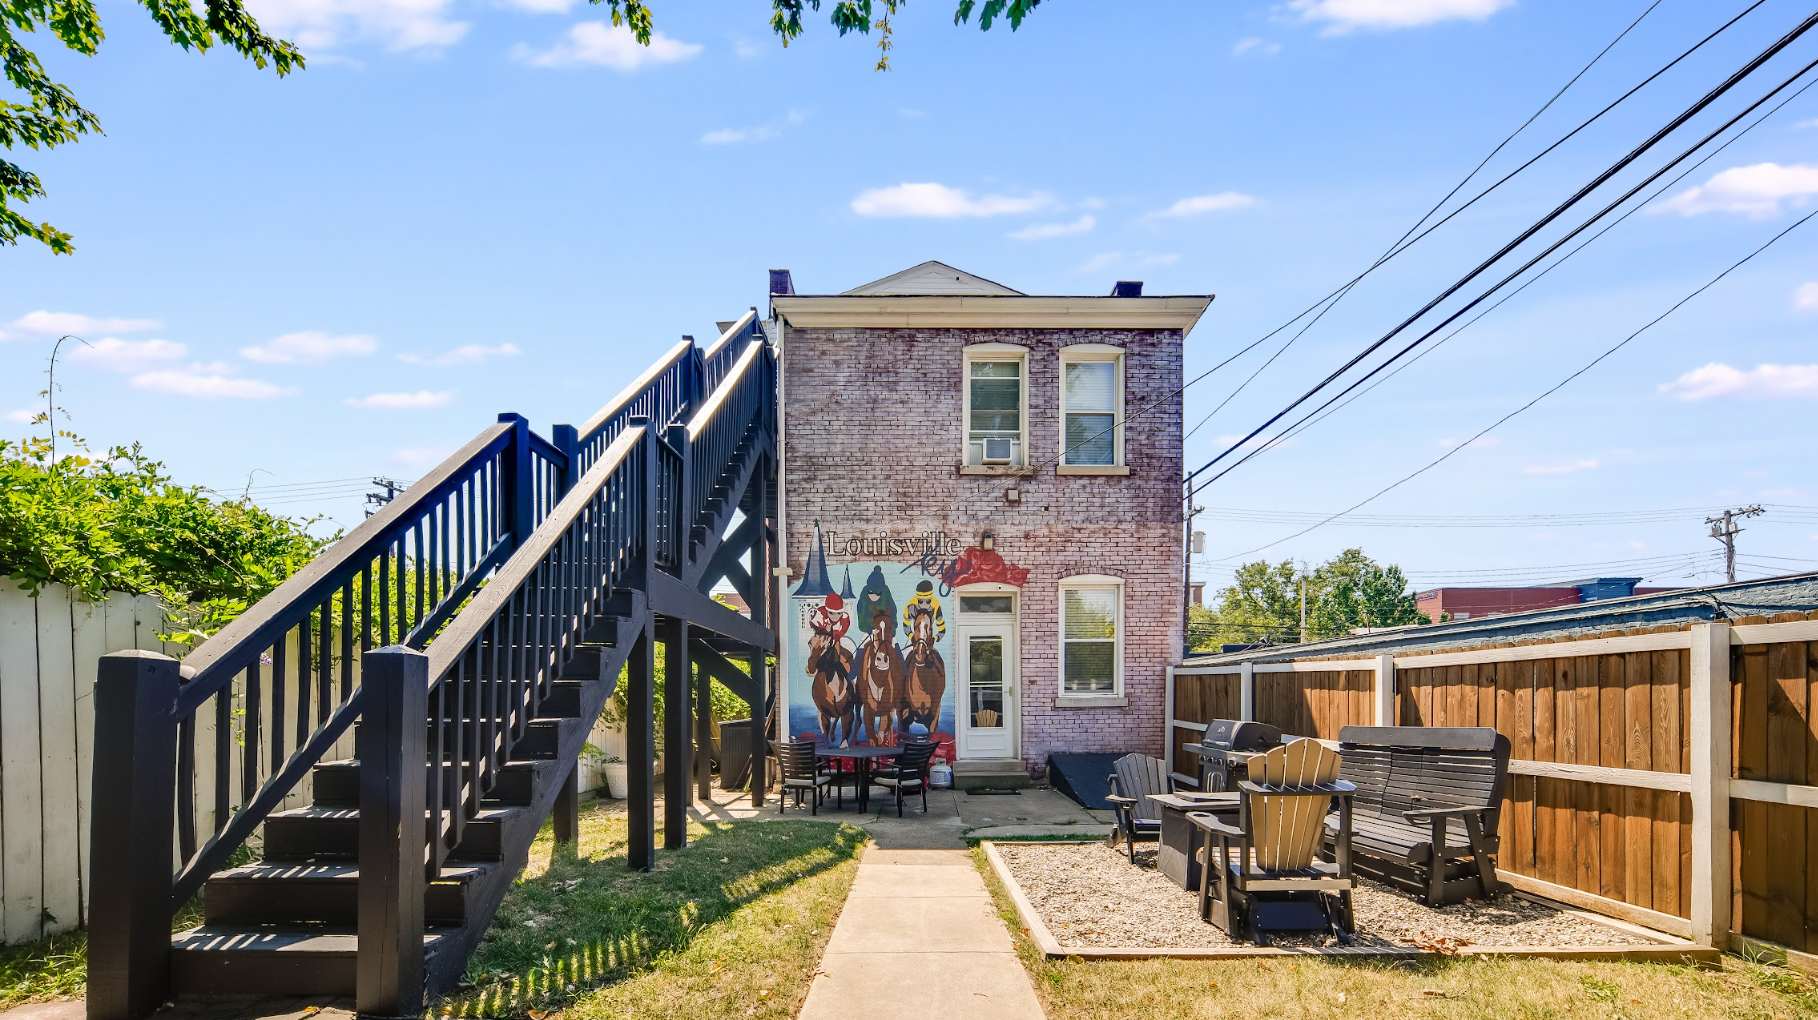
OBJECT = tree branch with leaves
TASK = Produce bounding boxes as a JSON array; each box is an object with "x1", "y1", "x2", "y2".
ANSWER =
[{"x1": 2, "y1": 0, "x2": 1040, "y2": 254}]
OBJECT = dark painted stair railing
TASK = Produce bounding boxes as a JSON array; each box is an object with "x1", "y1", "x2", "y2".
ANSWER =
[{"x1": 87, "y1": 311, "x2": 778, "y2": 1020}]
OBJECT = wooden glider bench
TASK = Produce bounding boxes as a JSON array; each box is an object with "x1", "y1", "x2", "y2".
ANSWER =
[{"x1": 1327, "y1": 725, "x2": 1512, "y2": 906}]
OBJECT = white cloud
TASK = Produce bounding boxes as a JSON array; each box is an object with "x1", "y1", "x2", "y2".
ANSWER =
[
  {"x1": 733, "y1": 37, "x2": 764, "y2": 59},
  {"x1": 1653, "y1": 162, "x2": 1818, "y2": 218},
  {"x1": 1798, "y1": 118, "x2": 1818, "y2": 131},
  {"x1": 700, "y1": 109, "x2": 806, "y2": 146},
  {"x1": 242, "y1": 331, "x2": 378, "y2": 364},
  {"x1": 70, "y1": 337, "x2": 188, "y2": 371},
  {"x1": 345, "y1": 390, "x2": 454, "y2": 410},
  {"x1": 1009, "y1": 215, "x2": 1096, "y2": 241},
  {"x1": 397, "y1": 342, "x2": 521, "y2": 366},
  {"x1": 1658, "y1": 362, "x2": 1818, "y2": 401},
  {"x1": 1147, "y1": 191, "x2": 1260, "y2": 220},
  {"x1": 501, "y1": 0, "x2": 575, "y2": 11},
  {"x1": 1077, "y1": 251, "x2": 1180, "y2": 275},
  {"x1": 1232, "y1": 36, "x2": 1282, "y2": 56},
  {"x1": 849, "y1": 182, "x2": 1052, "y2": 219},
  {"x1": 513, "y1": 21, "x2": 702, "y2": 70},
  {"x1": 5, "y1": 409, "x2": 35, "y2": 424},
  {"x1": 1, "y1": 310, "x2": 159, "y2": 341},
  {"x1": 1795, "y1": 282, "x2": 1818, "y2": 312},
  {"x1": 1523, "y1": 458, "x2": 1601, "y2": 477},
  {"x1": 1290, "y1": 0, "x2": 1513, "y2": 34},
  {"x1": 244, "y1": 0, "x2": 468, "y2": 52},
  {"x1": 131, "y1": 365, "x2": 290, "y2": 400}
]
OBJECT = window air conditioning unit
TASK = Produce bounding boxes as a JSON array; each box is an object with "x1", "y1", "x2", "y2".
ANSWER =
[{"x1": 981, "y1": 437, "x2": 1016, "y2": 465}]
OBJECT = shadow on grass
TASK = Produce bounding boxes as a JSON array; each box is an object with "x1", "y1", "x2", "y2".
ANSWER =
[{"x1": 437, "y1": 816, "x2": 865, "y2": 1019}]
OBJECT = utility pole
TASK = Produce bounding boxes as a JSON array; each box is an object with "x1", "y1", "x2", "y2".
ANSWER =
[
  {"x1": 1706, "y1": 505, "x2": 1764, "y2": 583},
  {"x1": 1182, "y1": 499, "x2": 1202, "y2": 654},
  {"x1": 1298, "y1": 564, "x2": 1309, "y2": 645},
  {"x1": 365, "y1": 476, "x2": 404, "y2": 518}
]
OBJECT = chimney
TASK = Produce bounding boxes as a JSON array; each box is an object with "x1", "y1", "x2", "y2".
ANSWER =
[
  {"x1": 1111, "y1": 280, "x2": 1143, "y2": 297},
  {"x1": 769, "y1": 269, "x2": 795, "y2": 296}
]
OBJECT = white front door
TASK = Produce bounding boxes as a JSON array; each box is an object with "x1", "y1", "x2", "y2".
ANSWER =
[{"x1": 956, "y1": 619, "x2": 1017, "y2": 759}]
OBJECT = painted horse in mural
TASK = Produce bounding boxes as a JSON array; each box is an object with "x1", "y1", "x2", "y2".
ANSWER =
[
  {"x1": 855, "y1": 615, "x2": 906, "y2": 746},
  {"x1": 900, "y1": 603, "x2": 946, "y2": 737},
  {"x1": 805, "y1": 628, "x2": 857, "y2": 746}
]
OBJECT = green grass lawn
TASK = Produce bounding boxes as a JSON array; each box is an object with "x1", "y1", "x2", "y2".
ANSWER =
[
  {"x1": 973, "y1": 847, "x2": 1818, "y2": 1020},
  {"x1": 440, "y1": 801, "x2": 865, "y2": 1019}
]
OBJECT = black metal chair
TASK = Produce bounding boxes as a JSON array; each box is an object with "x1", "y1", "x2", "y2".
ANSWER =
[
  {"x1": 1106, "y1": 752, "x2": 1171, "y2": 864},
  {"x1": 869, "y1": 739, "x2": 937, "y2": 816},
  {"x1": 777, "y1": 739, "x2": 835, "y2": 814}
]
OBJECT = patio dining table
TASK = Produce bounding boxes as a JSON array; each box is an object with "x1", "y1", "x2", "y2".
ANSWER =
[{"x1": 814, "y1": 743, "x2": 900, "y2": 813}]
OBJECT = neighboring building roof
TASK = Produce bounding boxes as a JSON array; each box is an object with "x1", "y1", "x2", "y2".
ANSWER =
[
  {"x1": 773, "y1": 259, "x2": 1213, "y2": 332},
  {"x1": 843, "y1": 260, "x2": 1024, "y2": 297},
  {"x1": 1180, "y1": 571, "x2": 1818, "y2": 666}
]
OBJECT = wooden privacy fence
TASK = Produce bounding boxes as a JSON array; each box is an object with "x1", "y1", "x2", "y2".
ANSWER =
[{"x1": 1167, "y1": 617, "x2": 1818, "y2": 958}]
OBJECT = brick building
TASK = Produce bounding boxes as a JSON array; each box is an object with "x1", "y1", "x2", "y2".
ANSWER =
[
  {"x1": 1414, "y1": 576, "x2": 1679, "y2": 622},
  {"x1": 771, "y1": 261, "x2": 1211, "y2": 776}
]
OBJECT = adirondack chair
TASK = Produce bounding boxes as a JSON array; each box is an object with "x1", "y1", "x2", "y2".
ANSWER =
[
  {"x1": 1105, "y1": 753, "x2": 1172, "y2": 864},
  {"x1": 1327, "y1": 725, "x2": 1511, "y2": 905},
  {"x1": 1188, "y1": 738, "x2": 1357, "y2": 944}
]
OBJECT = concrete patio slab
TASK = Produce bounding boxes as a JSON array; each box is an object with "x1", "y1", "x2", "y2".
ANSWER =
[
  {"x1": 798, "y1": 952, "x2": 1042, "y2": 1020},
  {"x1": 850, "y1": 862, "x2": 997, "y2": 897},
  {"x1": 825, "y1": 890, "x2": 1014, "y2": 954}
]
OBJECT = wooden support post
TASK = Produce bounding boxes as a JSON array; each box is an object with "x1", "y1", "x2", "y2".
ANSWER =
[
  {"x1": 1239, "y1": 661, "x2": 1255, "y2": 722},
  {"x1": 1373, "y1": 653, "x2": 1396, "y2": 727},
  {"x1": 626, "y1": 621, "x2": 656, "y2": 871},
  {"x1": 87, "y1": 650, "x2": 180, "y2": 1020},
  {"x1": 695, "y1": 654, "x2": 713, "y2": 802},
  {"x1": 497, "y1": 413, "x2": 535, "y2": 549},
  {"x1": 750, "y1": 457, "x2": 772, "y2": 806},
  {"x1": 664, "y1": 619, "x2": 692, "y2": 848},
  {"x1": 553, "y1": 762, "x2": 579, "y2": 845},
  {"x1": 357, "y1": 646, "x2": 427, "y2": 1020},
  {"x1": 1690, "y1": 621, "x2": 1733, "y2": 948},
  {"x1": 552, "y1": 422, "x2": 580, "y2": 494},
  {"x1": 628, "y1": 417, "x2": 658, "y2": 871}
]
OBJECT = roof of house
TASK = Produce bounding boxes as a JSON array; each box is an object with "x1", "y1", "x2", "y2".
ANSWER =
[
  {"x1": 843, "y1": 260, "x2": 1024, "y2": 297},
  {"x1": 1181, "y1": 571, "x2": 1818, "y2": 667}
]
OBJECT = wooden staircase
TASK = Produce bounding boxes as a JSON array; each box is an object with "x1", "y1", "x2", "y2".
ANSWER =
[{"x1": 85, "y1": 314, "x2": 779, "y2": 1019}]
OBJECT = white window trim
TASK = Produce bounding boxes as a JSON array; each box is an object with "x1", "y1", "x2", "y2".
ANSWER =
[
  {"x1": 1058, "y1": 573, "x2": 1124, "y2": 705},
  {"x1": 962, "y1": 342, "x2": 1029, "y2": 467},
  {"x1": 1058, "y1": 343, "x2": 1125, "y2": 470}
]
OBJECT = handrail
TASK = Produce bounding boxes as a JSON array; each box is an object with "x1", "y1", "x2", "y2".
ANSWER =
[
  {"x1": 578, "y1": 339, "x2": 692, "y2": 445},
  {"x1": 686, "y1": 339, "x2": 763, "y2": 441},
  {"x1": 701, "y1": 308, "x2": 758, "y2": 388},
  {"x1": 421, "y1": 425, "x2": 647, "y2": 872},
  {"x1": 701, "y1": 307, "x2": 757, "y2": 363}
]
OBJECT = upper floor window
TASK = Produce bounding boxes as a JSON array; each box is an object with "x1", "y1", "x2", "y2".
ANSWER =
[
  {"x1": 1060, "y1": 345, "x2": 1124, "y2": 468},
  {"x1": 964, "y1": 344, "x2": 1027, "y2": 466},
  {"x1": 1060, "y1": 575, "x2": 1122, "y2": 696}
]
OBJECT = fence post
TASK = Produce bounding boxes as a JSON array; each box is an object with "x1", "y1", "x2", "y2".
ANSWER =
[
  {"x1": 357, "y1": 646, "x2": 427, "y2": 1019},
  {"x1": 1373, "y1": 653, "x2": 1396, "y2": 727},
  {"x1": 1689, "y1": 621, "x2": 1733, "y2": 948},
  {"x1": 498, "y1": 413, "x2": 535, "y2": 549},
  {"x1": 87, "y1": 650, "x2": 180, "y2": 1020},
  {"x1": 1239, "y1": 661, "x2": 1255, "y2": 722},
  {"x1": 1164, "y1": 665, "x2": 1177, "y2": 779},
  {"x1": 552, "y1": 422, "x2": 580, "y2": 495}
]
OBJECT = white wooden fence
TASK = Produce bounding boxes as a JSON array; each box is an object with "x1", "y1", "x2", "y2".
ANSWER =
[{"x1": 0, "y1": 580, "x2": 171, "y2": 944}]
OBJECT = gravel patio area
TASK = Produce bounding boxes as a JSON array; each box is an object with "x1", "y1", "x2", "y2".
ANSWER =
[{"x1": 993, "y1": 841, "x2": 1663, "y2": 952}]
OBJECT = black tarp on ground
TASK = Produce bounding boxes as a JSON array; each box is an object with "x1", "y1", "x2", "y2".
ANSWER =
[{"x1": 1046, "y1": 751, "x2": 1128, "y2": 811}]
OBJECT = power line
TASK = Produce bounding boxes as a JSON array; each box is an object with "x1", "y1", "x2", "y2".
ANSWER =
[
  {"x1": 1213, "y1": 204, "x2": 1818, "y2": 562},
  {"x1": 1182, "y1": 0, "x2": 1667, "y2": 444},
  {"x1": 1251, "y1": 69, "x2": 1818, "y2": 462},
  {"x1": 1186, "y1": 11, "x2": 1818, "y2": 498}
]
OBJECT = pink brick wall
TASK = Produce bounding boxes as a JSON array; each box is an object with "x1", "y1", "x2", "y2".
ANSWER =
[{"x1": 779, "y1": 325, "x2": 1184, "y2": 774}]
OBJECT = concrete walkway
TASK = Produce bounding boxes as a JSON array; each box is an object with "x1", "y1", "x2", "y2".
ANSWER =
[{"x1": 797, "y1": 847, "x2": 1044, "y2": 1020}]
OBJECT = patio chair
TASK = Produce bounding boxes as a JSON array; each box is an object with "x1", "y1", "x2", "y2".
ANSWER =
[
  {"x1": 1105, "y1": 752, "x2": 1171, "y2": 865},
  {"x1": 869, "y1": 738, "x2": 938, "y2": 817},
  {"x1": 1188, "y1": 738, "x2": 1356, "y2": 944},
  {"x1": 777, "y1": 739, "x2": 835, "y2": 815}
]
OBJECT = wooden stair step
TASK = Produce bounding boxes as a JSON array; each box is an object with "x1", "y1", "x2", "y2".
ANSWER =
[
  {"x1": 169, "y1": 926, "x2": 457, "y2": 997},
  {"x1": 203, "y1": 861, "x2": 493, "y2": 927},
  {"x1": 311, "y1": 757, "x2": 561, "y2": 808},
  {"x1": 264, "y1": 805, "x2": 514, "y2": 861}
]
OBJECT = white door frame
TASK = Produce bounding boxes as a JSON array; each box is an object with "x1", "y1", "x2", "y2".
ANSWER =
[{"x1": 954, "y1": 585, "x2": 1019, "y2": 760}]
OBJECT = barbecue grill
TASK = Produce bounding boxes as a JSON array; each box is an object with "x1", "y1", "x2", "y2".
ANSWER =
[{"x1": 1195, "y1": 719, "x2": 1282, "y2": 792}]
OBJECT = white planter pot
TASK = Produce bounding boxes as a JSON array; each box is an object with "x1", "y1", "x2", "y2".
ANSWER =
[{"x1": 603, "y1": 761, "x2": 629, "y2": 800}]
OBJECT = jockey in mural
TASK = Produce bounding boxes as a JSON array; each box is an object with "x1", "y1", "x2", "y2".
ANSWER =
[
  {"x1": 808, "y1": 592, "x2": 850, "y2": 644},
  {"x1": 852, "y1": 566, "x2": 898, "y2": 640},
  {"x1": 900, "y1": 580, "x2": 946, "y2": 639}
]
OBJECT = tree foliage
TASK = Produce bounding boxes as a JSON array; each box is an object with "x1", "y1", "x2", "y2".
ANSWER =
[
  {"x1": 4, "y1": 0, "x2": 1040, "y2": 253},
  {"x1": 0, "y1": 428, "x2": 329, "y2": 642},
  {"x1": 1196, "y1": 548, "x2": 1428, "y2": 650}
]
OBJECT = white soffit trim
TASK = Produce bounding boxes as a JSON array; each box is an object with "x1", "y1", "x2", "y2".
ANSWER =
[{"x1": 771, "y1": 295, "x2": 1215, "y2": 332}]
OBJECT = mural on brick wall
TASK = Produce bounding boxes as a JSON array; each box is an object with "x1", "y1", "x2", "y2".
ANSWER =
[{"x1": 788, "y1": 522, "x2": 1028, "y2": 761}]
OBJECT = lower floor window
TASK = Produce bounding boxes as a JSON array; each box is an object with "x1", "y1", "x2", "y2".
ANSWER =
[{"x1": 1060, "y1": 579, "x2": 1120, "y2": 695}]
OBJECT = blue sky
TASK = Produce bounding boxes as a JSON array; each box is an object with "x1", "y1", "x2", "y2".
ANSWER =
[{"x1": 5, "y1": 0, "x2": 1818, "y2": 593}]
